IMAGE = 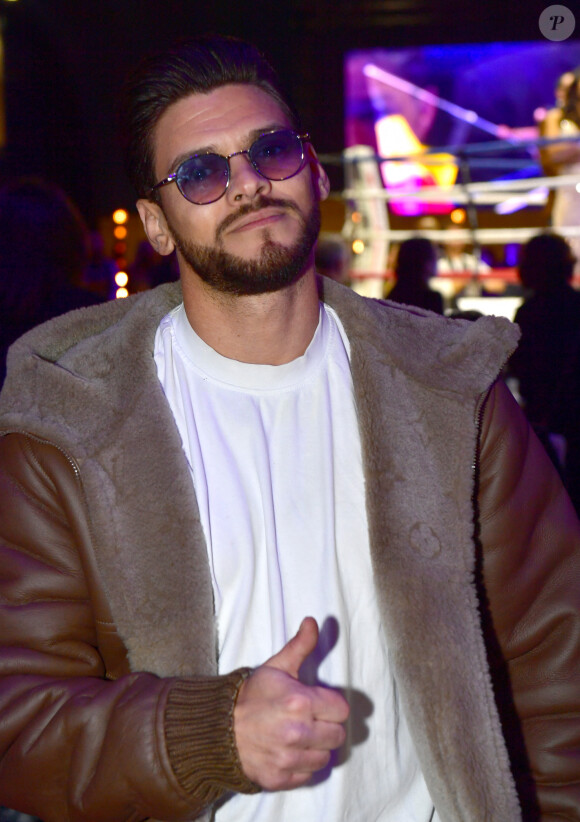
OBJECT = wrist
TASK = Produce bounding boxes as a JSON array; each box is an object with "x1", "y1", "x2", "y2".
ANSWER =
[{"x1": 165, "y1": 668, "x2": 261, "y2": 806}]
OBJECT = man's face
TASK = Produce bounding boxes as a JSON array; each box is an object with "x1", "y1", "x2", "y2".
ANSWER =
[{"x1": 139, "y1": 84, "x2": 329, "y2": 296}]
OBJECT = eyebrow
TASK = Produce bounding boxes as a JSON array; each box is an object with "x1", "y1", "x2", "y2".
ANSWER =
[{"x1": 165, "y1": 123, "x2": 290, "y2": 176}]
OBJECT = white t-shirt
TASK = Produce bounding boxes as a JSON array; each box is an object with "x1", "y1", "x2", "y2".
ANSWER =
[{"x1": 154, "y1": 302, "x2": 437, "y2": 822}]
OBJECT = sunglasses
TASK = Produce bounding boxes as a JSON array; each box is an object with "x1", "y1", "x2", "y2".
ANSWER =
[{"x1": 148, "y1": 129, "x2": 310, "y2": 205}]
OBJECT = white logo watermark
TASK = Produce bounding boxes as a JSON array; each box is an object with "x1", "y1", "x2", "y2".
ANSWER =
[{"x1": 539, "y1": 5, "x2": 576, "y2": 40}]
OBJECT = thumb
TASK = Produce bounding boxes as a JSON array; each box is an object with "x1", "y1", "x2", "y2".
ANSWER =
[{"x1": 265, "y1": 617, "x2": 319, "y2": 679}]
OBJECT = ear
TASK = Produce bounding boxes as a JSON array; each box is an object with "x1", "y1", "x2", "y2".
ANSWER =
[
  {"x1": 306, "y1": 144, "x2": 330, "y2": 202},
  {"x1": 136, "y1": 198, "x2": 175, "y2": 256}
]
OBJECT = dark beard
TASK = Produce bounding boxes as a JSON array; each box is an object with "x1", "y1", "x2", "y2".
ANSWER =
[{"x1": 167, "y1": 196, "x2": 321, "y2": 296}]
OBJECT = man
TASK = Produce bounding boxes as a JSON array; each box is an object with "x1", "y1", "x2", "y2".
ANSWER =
[
  {"x1": 509, "y1": 232, "x2": 580, "y2": 514},
  {"x1": 0, "y1": 35, "x2": 579, "y2": 822},
  {"x1": 388, "y1": 238, "x2": 443, "y2": 314}
]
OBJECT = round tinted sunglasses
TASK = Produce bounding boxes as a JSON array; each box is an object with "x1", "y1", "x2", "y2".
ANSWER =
[{"x1": 148, "y1": 129, "x2": 310, "y2": 205}]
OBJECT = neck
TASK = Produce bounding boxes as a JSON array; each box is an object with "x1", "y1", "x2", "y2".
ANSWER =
[{"x1": 180, "y1": 267, "x2": 320, "y2": 365}]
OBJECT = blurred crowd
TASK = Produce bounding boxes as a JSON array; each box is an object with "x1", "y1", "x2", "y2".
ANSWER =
[{"x1": 0, "y1": 177, "x2": 178, "y2": 388}]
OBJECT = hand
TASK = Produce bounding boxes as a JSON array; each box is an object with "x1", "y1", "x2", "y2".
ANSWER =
[{"x1": 233, "y1": 617, "x2": 350, "y2": 791}]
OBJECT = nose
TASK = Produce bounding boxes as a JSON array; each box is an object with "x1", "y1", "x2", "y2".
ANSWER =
[{"x1": 226, "y1": 152, "x2": 272, "y2": 203}]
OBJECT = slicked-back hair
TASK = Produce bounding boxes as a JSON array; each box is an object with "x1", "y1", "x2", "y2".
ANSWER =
[{"x1": 118, "y1": 35, "x2": 301, "y2": 201}]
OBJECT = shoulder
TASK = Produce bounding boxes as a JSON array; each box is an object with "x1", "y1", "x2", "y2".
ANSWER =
[
  {"x1": 0, "y1": 283, "x2": 183, "y2": 447},
  {"x1": 0, "y1": 431, "x2": 79, "y2": 487},
  {"x1": 7, "y1": 282, "x2": 182, "y2": 367},
  {"x1": 540, "y1": 107, "x2": 563, "y2": 136},
  {"x1": 2, "y1": 282, "x2": 182, "y2": 391},
  {"x1": 320, "y1": 278, "x2": 520, "y2": 396}
]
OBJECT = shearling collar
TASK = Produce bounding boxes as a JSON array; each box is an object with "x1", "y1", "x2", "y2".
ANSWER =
[{"x1": 1, "y1": 278, "x2": 517, "y2": 434}]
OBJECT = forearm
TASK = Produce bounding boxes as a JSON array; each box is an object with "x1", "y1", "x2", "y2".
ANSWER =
[
  {"x1": 0, "y1": 433, "x2": 258, "y2": 820},
  {"x1": 0, "y1": 667, "x2": 256, "y2": 822}
]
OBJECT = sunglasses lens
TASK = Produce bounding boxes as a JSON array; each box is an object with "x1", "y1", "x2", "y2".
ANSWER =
[
  {"x1": 171, "y1": 131, "x2": 305, "y2": 204},
  {"x1": 177, "y1": 154, "x2": 229, "y2": 204},
  {"x1": 251, "y1": 131, "x2": 305, "y2": 181}
]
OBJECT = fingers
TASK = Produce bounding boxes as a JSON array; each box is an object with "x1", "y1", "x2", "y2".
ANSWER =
[
  {"x1": 232, "y1": 617, "x2": 350, "y2": 790},
  {"x1": 265, "y1": 617, "x2": 319, "y2": 679},
  {"x1": 235, "y1": 694, "x2": 347, "y2": 791},
  {"x1": 233, "y1": 665, "x2": 349, "y2": 790},
  {"x1": 253, "y1": 721, "x2": 343, "y2": 791},
  {"x1": 307, "y1": 683, "x2": 350, "y2": 725}
]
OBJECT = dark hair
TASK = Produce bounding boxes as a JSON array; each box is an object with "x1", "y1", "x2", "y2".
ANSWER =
[
  {"x1": 562, "y1": 68, "x2": 580, "y2": 125},
  {"x1": 118, "y1": 34, "x2": 301, "y2": 201},
  {"x1": 518, "y1": 232, "x2": 576, "y2": 292},
  {"x1": 395, "y1": 237, "x2": 437, "y2": 284}
]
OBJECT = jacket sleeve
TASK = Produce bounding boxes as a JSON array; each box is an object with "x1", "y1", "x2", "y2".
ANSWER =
[
  {"x1": 478, "y1": 381, "x2": 580, "y2": 820},
  {"x1": 0, "y1": 432, "x2": 259, "y2": 822}
]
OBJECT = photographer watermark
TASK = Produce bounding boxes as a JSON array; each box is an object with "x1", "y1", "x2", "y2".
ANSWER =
[{"x1": 539, "y1": 5, "x2": 576, "y2": 40}]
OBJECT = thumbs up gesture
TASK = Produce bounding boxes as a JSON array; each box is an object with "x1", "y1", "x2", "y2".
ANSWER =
[{"x1": 233, "y1": 617, "x2": 350, "y2": 791}]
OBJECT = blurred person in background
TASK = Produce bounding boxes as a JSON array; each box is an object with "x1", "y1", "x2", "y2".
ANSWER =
[
  {"x1": 437, "y1": 225, "x2": 491, "y2": 276},
  {"x1": 538, "y1": 67, "x2": 578, "y2": 178},
  {"x1": 83, "y1": 229, "x2": 119, "y2": 298},
  {"x1": 127, "y1": 238, "x2": 165, "y2": 291},
  {"x1": 388, "y1": 236, "x2": 443, "y2": 313},
  {"x1": 128, "y1": 239, "x2": 180, "y2": 291},
  {"x1": 314, "y1": 235, "x2": 350, "y2": 286},
  {"x1": 540, "y1": 69, "x2": 580, "y2": 272},
  {"x1": 0, "y1": 177, "x2": 104, "y2": 387},
  {"x1": 509, "y1": 232, "x2": 580, "y2": 513}
]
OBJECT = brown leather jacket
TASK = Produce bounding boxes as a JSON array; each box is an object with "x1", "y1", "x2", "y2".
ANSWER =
[{"x1": 0, "y1": 280, "x2": 579, "y2": 821}]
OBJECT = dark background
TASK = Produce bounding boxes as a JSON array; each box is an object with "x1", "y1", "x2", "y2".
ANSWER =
[{"x1": 1, "y1": 0, "x2": 573, "y2": 225}]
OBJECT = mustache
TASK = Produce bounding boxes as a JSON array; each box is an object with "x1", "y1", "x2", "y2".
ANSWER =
[{"x1": 216, "y1": 196, "x2": 301, "y2": 239}]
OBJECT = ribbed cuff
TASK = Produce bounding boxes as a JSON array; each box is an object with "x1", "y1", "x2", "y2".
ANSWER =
[{"x1": 165, "y1": 668, "x2": 261, "y2": 807}]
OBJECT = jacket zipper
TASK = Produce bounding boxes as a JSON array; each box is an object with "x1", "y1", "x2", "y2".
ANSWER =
[
  {"x1": 0, "y1": 428, "x2": 120, "y2": 681},
  {"x1": 473, "y1": 389, "x2": 490, "y2": 473},
  {"x1": 473, "y1": 357, "x2": 512, "y2": 475},
  {"x1": 1, "y1": 427, "x2": 82, "y2": 481}
]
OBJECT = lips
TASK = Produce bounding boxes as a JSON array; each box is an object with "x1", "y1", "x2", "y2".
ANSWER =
[{"x1": 228, "y1": 207, "x2": 286, "y2": 233}]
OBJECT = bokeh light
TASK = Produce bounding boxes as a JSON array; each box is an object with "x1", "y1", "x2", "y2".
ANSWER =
[
  {"x1": 112, "y1": 209, "x2": 129, "y2": 225},
  {"x1": 450, "y1": 208, "x2": 466, "y2": 224}
]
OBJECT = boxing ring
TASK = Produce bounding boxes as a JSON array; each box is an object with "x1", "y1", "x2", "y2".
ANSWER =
[
  {"x1": 331, "y1": 52, "x2": 580, "y2": 310},
  {"x1": 321, "y1": 136, "x2": 580, "y2": 308}
]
